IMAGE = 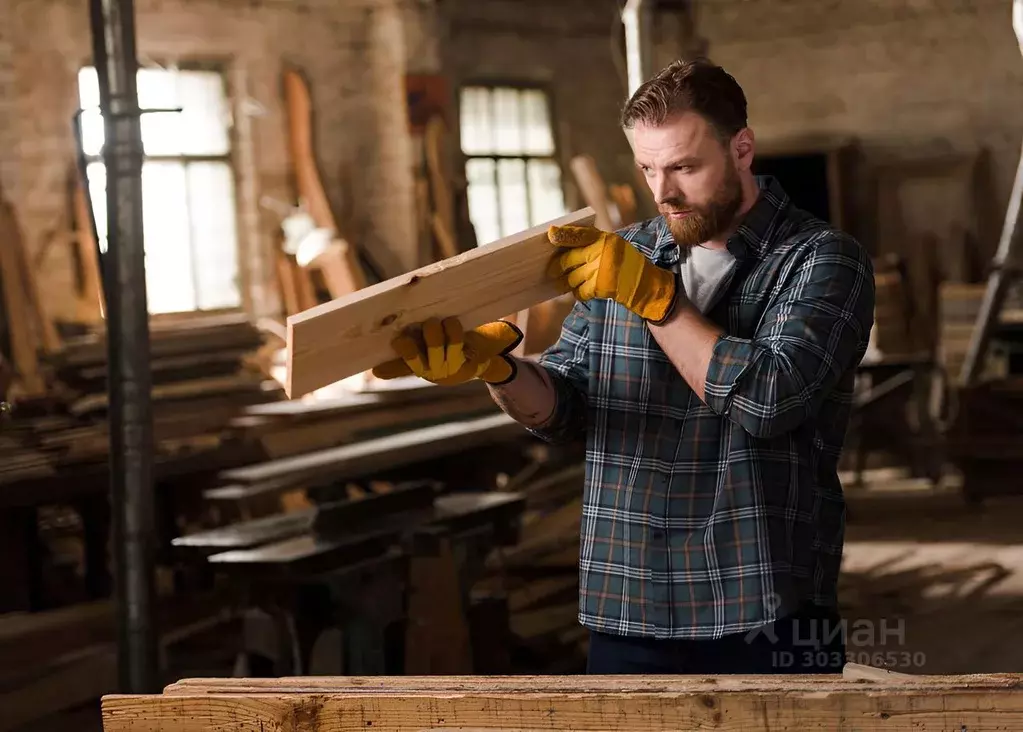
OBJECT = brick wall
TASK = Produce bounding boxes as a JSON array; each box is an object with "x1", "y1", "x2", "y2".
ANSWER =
[
  {"x1": 0, "y1": 0, "x2": 16, "y2": 202},
  {"x1": 678, "y1": 0, "x2": 1023, "y2": 259},
  {"x1": 9, "y1": 0, "x2": 1020, "y2": 325},
  {"x1": 8, "y1": 0, "x2": 417, "y2": 322}
]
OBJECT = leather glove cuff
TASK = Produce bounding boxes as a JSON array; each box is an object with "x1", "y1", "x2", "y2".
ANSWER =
[
  {"x1": 479, "y1": 320, "x2": 524, "y2": 385},
  {"x1": 645, "y1": 272, "x2": 682, "y2": 325}
]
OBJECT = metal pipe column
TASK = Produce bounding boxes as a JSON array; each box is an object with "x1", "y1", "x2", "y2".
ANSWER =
[
  {"x1": 87, "y1": 0, "x2": 158, "y2": 693},
  {"x1": 622, "y1": 0, "x2": 655, "y2": 97}
]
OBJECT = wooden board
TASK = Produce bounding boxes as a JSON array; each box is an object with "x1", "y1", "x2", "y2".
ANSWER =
[
  {"x1": 285, "y1": 207, "x2": 595, "y2": 396},
  {"x1": 104, "y1": 673, "x2": 1023, "y2": 731},
  {"x1": 570, "y1": 154, "x2": 615, "y2": 231},
  {"x1": 205, "y1": 412, "x2": 523, "y2": 501}
]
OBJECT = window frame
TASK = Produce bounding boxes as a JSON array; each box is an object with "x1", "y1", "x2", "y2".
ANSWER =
[
  {"x1": 76, "y1": 58, "x2": 245, "y2": 318},
  {"x1": 456, "y1": 79, "x2": 566, "y2": 242}
]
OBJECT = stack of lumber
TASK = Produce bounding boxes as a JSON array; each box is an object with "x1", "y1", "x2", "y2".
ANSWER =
[
  {"x1": 0, "y1": 591, "x2": 234, "y2": 732},
  {"x1": 0, "y1": 314, "x2": 280, "y2": 485},
  {"x1": 479, "y1": 459, "x2": 586, "y2": 673},
  {"x1": 870, "y1": 255, "x2": 912, "y2": 357},
  {"x1": 197, "y1": 381, "x2": 511, "y2": 511},
  {"x1": 937, "y1": 282, "x2": 1023, "y2": 383}
]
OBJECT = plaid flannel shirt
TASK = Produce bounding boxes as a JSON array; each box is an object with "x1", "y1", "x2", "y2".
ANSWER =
[{"x1": 528, "y1": 176, "x2": 875, "y2": 639}]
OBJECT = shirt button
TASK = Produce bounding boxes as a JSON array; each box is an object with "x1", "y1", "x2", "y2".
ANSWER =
[{"x1": 652, "y1": 530, "x2": 664, "y2": 541}]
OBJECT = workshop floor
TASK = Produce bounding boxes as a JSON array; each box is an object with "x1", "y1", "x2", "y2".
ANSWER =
[
  {"x1": 839, "y1": 469, "x2": 1023, "y2": 674},
  {"x1": 17, "y1": 471, "x2": 1023, "y2": 732}
]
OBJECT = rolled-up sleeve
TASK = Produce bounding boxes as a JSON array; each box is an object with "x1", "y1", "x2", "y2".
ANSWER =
[
  {"x1": 526, "y1": 299, "x2": 591, "y2": 444},
  {"x1": 703, "y1": 233, "x2": 875, "y2": 440}
]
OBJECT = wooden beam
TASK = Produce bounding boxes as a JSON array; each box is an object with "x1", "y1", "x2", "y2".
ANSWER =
[
  {"x1": 570, "y1": 155, "x2": 615, "y2": 231},
  {"x1": 204, "y1": 412, "x2": 522, "y2": 501},
  {"x1": 104, "y1": 673, "x2": 1023, "y2": 731},
  {"x1": 284, "y1": 207, "x2": 595, "y2": 397}
]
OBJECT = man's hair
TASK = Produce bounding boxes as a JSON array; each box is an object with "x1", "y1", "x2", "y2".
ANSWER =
[{"x1": 620, "y1": 58, "x2": 748, "y2": 142}]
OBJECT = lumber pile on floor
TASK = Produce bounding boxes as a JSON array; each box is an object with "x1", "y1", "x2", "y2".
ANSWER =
[
  {"x1": 0, "y1": 592, "x2": 235, "y2": 732},
  {"x1": 478, "y1": 458, "x2": 586, "y2": 672},
  {"x1": 937, "y1": 281, "x2": 1023, "y2": 383},
  {"x1": 0, "y1": 314, "x2": 281, "y2": 485},
  {"x1": 194, "y1": 385, "x2": 518, "y2": 517},
  {"x1": 102, "y1": 672, "x2": 1023, "y2": 731}
]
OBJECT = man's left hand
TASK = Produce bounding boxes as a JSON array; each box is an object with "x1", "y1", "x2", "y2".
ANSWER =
[{"x1": 547, "y1": 224, "x2": 678, "y2": 323}]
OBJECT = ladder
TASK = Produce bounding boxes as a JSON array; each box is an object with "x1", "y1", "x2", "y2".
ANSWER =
[{"x1": 959, "y1": 0, "x2": 1023, "y2": 383}]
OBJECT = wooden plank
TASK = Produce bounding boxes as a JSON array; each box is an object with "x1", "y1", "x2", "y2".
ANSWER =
[
  {"x1": 162, "y1": 673, "x2": 1023, "y2": 695},
  {"x1": 0, "y1": 191, "x2": 44, "y2": 396},
  {"x1": 72, "y1": 171, "x2": 104, "y2": 322},
  {"x1": 205, "y1": 413, "x2": 523, "y2": 501},
  {"x1": 570, "y1": 154, "x2": 615, "y2": 231},
  {"x1": 305, "y1": 241, "x2": 366, "y2": 297},
  {"x1": 283, "y1": 66, "x2": 337, "y2": 234},
  {"x1": 285, "y1": 207, "x2": 595, "y2": 396},
  {"x1": 104, "y1": 674, "x2": 1023, "y2": 732},
  {"x1": 424, "y1": 115, "x2": 459, "y2": 259}
]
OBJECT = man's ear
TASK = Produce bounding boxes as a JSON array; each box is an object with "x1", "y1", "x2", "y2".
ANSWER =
[{"x1": 732, "y1": 128, "x2": 755, "y2": 171}]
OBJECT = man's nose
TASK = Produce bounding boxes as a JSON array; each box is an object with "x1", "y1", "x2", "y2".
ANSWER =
[{"x1": 650, "y1": 173, "x2": 677, "y2": 205}]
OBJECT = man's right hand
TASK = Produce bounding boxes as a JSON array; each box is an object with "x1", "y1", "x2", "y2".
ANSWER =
[{"x1": 371, "y1": 316, "x2": 523, "y2": 386}]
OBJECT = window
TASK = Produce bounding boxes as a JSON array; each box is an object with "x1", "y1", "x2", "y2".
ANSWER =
[
  {"x1": 77, "y1": 66, "x2": 241, "y2": 315},
  {"x1": 459, "y1": 85, "x2": 565, "y2": 245}
]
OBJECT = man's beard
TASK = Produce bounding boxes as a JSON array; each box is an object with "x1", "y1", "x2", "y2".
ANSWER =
[{"x1": 659, "y1": 163, "x2": 744, "y2": 257}]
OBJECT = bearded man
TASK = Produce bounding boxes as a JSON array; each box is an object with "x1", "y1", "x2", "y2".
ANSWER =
[{"x1": 373, "y1": 58, "x2": 875, "y2": 674}]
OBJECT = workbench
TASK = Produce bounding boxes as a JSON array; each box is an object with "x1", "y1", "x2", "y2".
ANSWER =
[
  {"x1": 101, "y1": 672, "x2": 1023, "y2": 730},
  {"x1": 172, "y1": 485, "x2": 527, "y2": 676}
]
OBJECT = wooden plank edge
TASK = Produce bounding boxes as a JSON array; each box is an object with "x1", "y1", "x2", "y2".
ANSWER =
[
  {"x1": 283, "y1": 206, "x2": 595, "y2": 398},
  {"x1": 102, "y1": 683, "x2": 1023, "y2": 732},
  {"x1": 160, "y1": 672, "x2": 1023, "y2": 695}
]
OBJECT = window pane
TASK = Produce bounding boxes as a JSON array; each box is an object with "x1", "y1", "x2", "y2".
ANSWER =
[
  {"x1": 187, "y1": 162, "x2": 241, "y2": 309},
  {"x1": 527, "y1": 159, "x2": 566, "y2": 226},
  {"x1": 459, "y1": 87, "x2": 493, "y2": 155},
  {"x1": 492, "y1": 88, "x2": 523, "y2": 155},
  {"x1": 177, "y1": 71, "x2": 231, "y2": 155},
  {"x1": 78, "y1": 68, "x2": 104, "y2": 156},
  {"x1": 138, "y1": 69, "x2": 230, "y2": 156},
  {"x1": 497, "y1": 158, "x2": 529, "y2": 237},
  {"x1": 85, "y1": 162, "x2": 108, "y2": 253},
  {"x1": 80, "y1": 67, "x2": 231, "y2": 157},
  {"x1": 138, "y1": 69, "x2": 182, "y2": 155},
  {"x1": 141, "y1": 161, "x2": 197, "y2": 313},
  {"x1": 521, "y1": 90, "x2": 554, "y2": 155},
  {"x1": 465, "y1": 158, "x2": 500, "y2": 246}
]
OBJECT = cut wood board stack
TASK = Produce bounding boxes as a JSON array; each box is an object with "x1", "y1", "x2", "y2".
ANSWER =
[
  {"x1": 0, "y1": 592, "x2": 233, "y2": 732},
  {"x1": 476, "y1": 458, "x2": 586, "y2": 672},
  {"x1": 0, "y1": 314, "x2": 281, "y2": 486},
  {"x1": 227, "y1": 378, "x2": 499, "y2": 463},
  {"x1": 285, "y1": 207, "x2": 595, "y2": 397},
  {"x1": 938, "y1": 282, "x2": 1023, "y2": 383},
  {"x1": 203, "y1": 403, "x2": 521, "y2": 508},
  {"x1": 869, "y1": 255, "x2": 912, "y2": 357},
  {"x1": 102, "y1": 672, "x2": 1023, "y2": 731}
]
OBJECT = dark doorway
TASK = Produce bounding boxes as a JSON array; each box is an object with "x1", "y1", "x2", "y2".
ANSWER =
[{"x1": 753, "y1": 152, "x2": 832, "y2": 223}]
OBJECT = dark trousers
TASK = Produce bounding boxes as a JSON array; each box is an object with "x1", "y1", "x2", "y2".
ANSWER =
[{"x1": 586, "y1": 604, "x2": 846, "y2": 674}]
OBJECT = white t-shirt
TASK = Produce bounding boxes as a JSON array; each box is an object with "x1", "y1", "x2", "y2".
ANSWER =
[{"x1": 680, "y1": 245, "x2": 737, "y2": 314}]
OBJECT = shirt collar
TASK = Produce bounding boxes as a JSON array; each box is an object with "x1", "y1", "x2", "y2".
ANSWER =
[
  {"x1": 633, "y1": 174, "x2": 791, "y2": 265},
  {"x1": 725, "y1": 175, "x2": 790, "y2": 260}
]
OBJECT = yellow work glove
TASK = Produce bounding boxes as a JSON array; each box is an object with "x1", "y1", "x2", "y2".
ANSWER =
[
  {"x1": 548, "y1": 224, "x2": 678, "y2": 323},
  {"x1": 371, "y1": 317, "x2": 523, "y2": 386}
]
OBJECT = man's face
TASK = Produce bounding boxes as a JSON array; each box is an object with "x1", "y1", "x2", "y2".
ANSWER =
[{"x1": 632, "y1": 111, "x2": 745, "y2": 250}]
